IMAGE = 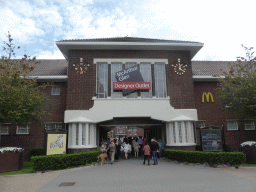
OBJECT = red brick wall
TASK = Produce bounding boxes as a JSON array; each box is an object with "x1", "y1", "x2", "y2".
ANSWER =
[
  {"x1": 194, "y1": 81, "x2": 256, "y2": 151},
  {"x1": 1, "y1": 82, "x2": 67, "y2": 160},
  {"x1": 66, "y1": 50, "x2": 195, "y2": 110}
]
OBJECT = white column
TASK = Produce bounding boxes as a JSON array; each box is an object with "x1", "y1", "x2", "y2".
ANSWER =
[
  {"x1": 94, "y1": 124, "x2": 96, "y2": 145},
  {"x1": 86, "y1": 123, "x2": 89, "y2": 146},
  {"x1": 68, "y1": 124, "x2": 72, "y2": 147},
  {"x1": 169, "y1": 123, "x2": 173, "y2": 145},
  {"x1": 72, "y1": 123, "x2": 76, "y2": 146},
  {"x1": 166, "y1": 122, "x2": 170, "y2": 145},
  {"x1": 190, "y1": 122, "x2": 195, "y2": 143},
  {"x1": 175, "y1": 122, "x2": 179, "y2": 144},
  {"x1": 78, "y1": 123, "x2": 82, "y2": 146},
  {"x1": 181, "y1": 122, "x2": 186, "y2": 144}
]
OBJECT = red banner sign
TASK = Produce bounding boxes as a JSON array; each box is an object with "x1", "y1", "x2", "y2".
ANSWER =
[{"x1": 113, "y1": 82, "x2": 151, "y2": 90}]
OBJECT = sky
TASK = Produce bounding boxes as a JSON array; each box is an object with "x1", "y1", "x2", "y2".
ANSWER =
[{"x1": 0, "y1": 0, "x2": 256, "y2": 61}]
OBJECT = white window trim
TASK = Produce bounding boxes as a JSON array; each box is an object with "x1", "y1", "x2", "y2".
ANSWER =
[
  {"x1": 17, "y1": 125, "x2": 30, "y2": 134},
  {"x1": 244, "y1": 121, "x2": 255, "y2": 130},
  {"x1": 94, "y1": 58, "x2": 168, "y2": 64},
  {"x1": 51, "y1": 86, "x2": 61, "y2": 95},
  {"x1": 1, "y1": 124, "x2": 10, "y2": 135},
  {"x1": 166, "y1": 121, "x2": 195, "y2": 146},
  {"x1": 226, "y1": 120, "x2": 238, "y2": 131},
  {"x1": 198, "y1": 121, "x2": 206, "y2": 128},
  {"x1": 68, "y1": 123, "x2": 97, "y2": 148}
]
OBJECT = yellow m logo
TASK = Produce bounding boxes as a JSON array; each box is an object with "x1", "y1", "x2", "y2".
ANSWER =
[{"x1": 202, "y1": 92, "x2": 214, "y2": 102}]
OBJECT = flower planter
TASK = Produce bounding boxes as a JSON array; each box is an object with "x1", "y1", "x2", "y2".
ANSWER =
[{"x1": 0, "y1": 151, "x2": 24, "y2": 173}]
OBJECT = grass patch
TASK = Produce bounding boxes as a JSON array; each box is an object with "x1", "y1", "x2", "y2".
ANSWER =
[{"x1": 0, "y1": 162, "x2": 35, "y2": 176}]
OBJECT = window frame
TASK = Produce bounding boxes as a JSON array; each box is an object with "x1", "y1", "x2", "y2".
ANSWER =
[
  {"x1": 244, "y1": 121, "x2": 255, "y2": 130},
  {"x1": 51, "y1": 86, "x2": 61, "y2": 95},
  {"x1": 197, "y1": 121, "x2": 206, "y2": 128},
  {"x1": 17, "y1": 125, "x2": 30, "y2": 134},
  {"x1": 1, "y1": 124, "x2": 10, "y2": 135},
  {"x1": 226, "y1": 120, "x2": 238, "y2": 131}
]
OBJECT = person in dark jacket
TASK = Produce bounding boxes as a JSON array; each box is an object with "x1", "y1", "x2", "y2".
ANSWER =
[{"x1": 150, "y1": 137, "x2": 159, "y2": 165}]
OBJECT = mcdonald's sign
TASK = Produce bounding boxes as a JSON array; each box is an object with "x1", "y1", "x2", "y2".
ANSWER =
[{"x1": 202, "y1": 92, "x2": 214, "y2": 102}]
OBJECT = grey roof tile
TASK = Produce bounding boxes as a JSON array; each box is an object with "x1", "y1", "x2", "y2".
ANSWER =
[
  {"x1": 28, "y1": 59, "x2": 68, "y2": 76},
  {"x1": 191, "y1": 61, "x2": 236, "y2": 76}
]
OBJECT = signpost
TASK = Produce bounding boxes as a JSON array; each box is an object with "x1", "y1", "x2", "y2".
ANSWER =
[{"x1": 200, "y1": 126, "x2": 223, "y2": 152}]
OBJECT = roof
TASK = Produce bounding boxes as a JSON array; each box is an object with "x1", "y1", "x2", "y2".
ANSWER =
[
  {"x1": 58, "y1": 37, "x2": 202, "y2": 44},
  {"x1": 56, "y1": 37, "x2": 204, "y2": 60},
  {"x1": 30, "y1": 59, "x2": 235, "y2": 76},
  {"x1": 192, "y1": 61, "x2": 236, "y2": 76},
  {"x1": 28, "y1": 59, "x2": 67, "y2": 76}
]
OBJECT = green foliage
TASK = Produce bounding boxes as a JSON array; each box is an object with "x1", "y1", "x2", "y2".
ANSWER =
[
  {"x1": 30, "y1": 147, "x2": 46, "y2": 157},
  {"x1": 0, "y1": 32, "x2": 51, "y2": 127},
  {"x1": 31, "y1": 150, "x2": 101, "y2": 171},
  {"x1": 223, "y1": 144, "x2": 231, "y2": 152},
  {"x1": 217, "y1": 45, "x2": 256, "y2": 119},
  {"x1": 164, "y1": 149, "x2": 246, "y2": 166}
]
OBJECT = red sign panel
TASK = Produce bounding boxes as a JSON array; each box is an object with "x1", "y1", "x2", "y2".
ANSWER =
[{"x1": 113, "y1": 82, "x2": 151, "y2": 90}]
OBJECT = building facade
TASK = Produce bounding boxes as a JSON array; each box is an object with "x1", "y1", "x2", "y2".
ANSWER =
[{"x1": 1, "y1": 37, "x2": 255, "y2": 159}]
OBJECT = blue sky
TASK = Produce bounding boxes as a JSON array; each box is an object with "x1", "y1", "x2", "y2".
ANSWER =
[{"x1": 1, "y1": 0, "x2": 256, "y2": 61}]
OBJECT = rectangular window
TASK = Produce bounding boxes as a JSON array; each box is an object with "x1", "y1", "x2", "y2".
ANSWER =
[
  {"x1": 111, "y1": 63, "x2": 123, "y2": 98},
  {"x1": 76, "y1": 124, "x2": 79, "y2": 145},
  {"x1": 198, "y1": 121, "x2": 205, "y2": 128},
  {"x1": 173, "y1": 123, "x2": 176, "y2": 143},
  {"x1": 45, "y1": 124, "x2": 53, "y2": 131},
  {"x1": 55, "y1": 124, "x2": 63, "y2": 129},
  {"x1": 1, "y1": 124, "x2": 9, "y2": 135},
  {"x1": 96, "y1": 63, "x2": 108, "y2": 98},
  {"x1": 17, "y1": 125, "x2": 29, "y2": 134},
  {"x1": 82, "y1": 123, "x2": 86, "y2": 145},
  {"x1": 184, "y1": 122, "x2": 188, "y2": 143},
  {"x1": 227, "y1": 121, "x2": 238, "y2": 130},
  {"x1": 244, "y1": 121, "x2": 255, "y2": 130},
  {"x1": 178, "y1": 122, "x2": 182, "y2": 143},
  {"x1": 125, "y1": 63, "x2": 138, "y2": 98},
  {"x1": 140, "y1": 63, "x2": 152, "y2": 98},
  {"x1": 154, "y1": 63, "x2": 167, "y2": 98},
  {"x1": 51, "y1": 86, "x2": 60, "y2": 95},
  {"x1": 117, "y1": 128, "x2": 125, "y2": 133}
]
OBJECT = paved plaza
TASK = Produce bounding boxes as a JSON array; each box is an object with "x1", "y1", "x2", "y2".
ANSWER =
[{"x1": 1, "y1": 157, "x2": 256, "y2": 192}]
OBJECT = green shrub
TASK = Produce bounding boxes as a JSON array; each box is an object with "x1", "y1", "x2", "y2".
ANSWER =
[
  {"x1": 164, "y1": 149, "x2": 246, "y2": 166},
  {"x1": 31, "y1": 150, "x2": 101, "y2": 171},
  {"x1": 30, "y1": 147, "x2": 46, "y2": 157},
  {"x1": 223, "y1": 144, "x2": 231, "y2": 152}
]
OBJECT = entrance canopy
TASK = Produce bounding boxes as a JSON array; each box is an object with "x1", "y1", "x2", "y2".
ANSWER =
[{"x1": 64, "y1": 98, "x2": 198, "y2": 123}]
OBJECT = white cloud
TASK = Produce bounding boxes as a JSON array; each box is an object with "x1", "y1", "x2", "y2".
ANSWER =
[{"x1": 37, "y1": 49, "x2": 65, "y2": 59}]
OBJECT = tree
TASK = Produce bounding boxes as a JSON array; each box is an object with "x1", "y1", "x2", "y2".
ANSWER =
[
  {"x1": 217, "y1": 45, "x2": 256, "y2": 119},
  {"x1": 0, "y1": 32, "x2": 51, "y2": 146}
]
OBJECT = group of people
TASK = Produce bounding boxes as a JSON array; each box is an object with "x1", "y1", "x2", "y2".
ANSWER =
[{"x1": 100, "y1": 136, "x2": 164, "y2": 166}]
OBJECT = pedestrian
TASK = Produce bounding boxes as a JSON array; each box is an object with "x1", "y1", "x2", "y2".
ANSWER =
[
  {"x1": 132, "y1": 138, "x2": 135, "y2": 156},
  {"x1": 143, "y1": 142, "x2": 151, "y2": 165},
  {"x1": 150, "y1": 137, "x2": 159, "y2": 165},
  {"x1": 138, "y1": 136, "x2": 143, "y2": 157},
  {"x1": 158, "y1": 139, "x2": 164, "y2": 158},
  {"x1": 101, "y1": 140, "x2": 107, "y2": 153},
  {"x1": 115, "y1": 139, "x2": 121, "y2": 161},
  {"x1": 107, "y1": 139, "x2": 116, "y2": 164},
  {"x1": 134, "y1": 138, "x2": 139, "y2": 157},
  {"x1": 123, "y1": 141, "x2": 130, "y2": 160}
]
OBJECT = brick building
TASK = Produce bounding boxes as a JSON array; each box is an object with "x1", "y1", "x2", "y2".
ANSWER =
[{"x1": 1, "y1": 37, "x2": 255, "y2": 159}]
